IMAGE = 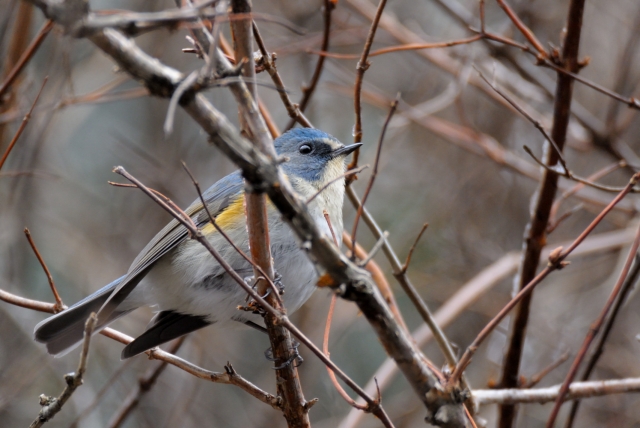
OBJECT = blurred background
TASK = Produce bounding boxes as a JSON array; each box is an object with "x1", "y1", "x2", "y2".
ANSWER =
[{"x1": 1, "y1": 0, "x2": 640, "y2": 426}]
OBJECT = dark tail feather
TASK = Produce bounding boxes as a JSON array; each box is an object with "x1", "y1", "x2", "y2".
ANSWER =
[
  {"x1": 34, "y1": 276, "x2": 134, "y2": 356},
  {"x1": 121, "y1": 310, "x2": 210, "y2": 359}
]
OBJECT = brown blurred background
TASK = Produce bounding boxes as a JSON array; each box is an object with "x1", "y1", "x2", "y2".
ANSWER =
[{"x1": 1, "y1": 0, "x2": 640, "y2": 426}]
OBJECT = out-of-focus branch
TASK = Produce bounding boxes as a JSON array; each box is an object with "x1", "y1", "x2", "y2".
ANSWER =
[
  {"x1": 24, "y1": 227, "x2": 65, "y2": 313},
  {"x1": 0, "y1": 19, "x2": 52, "y2": 100},
  {"x1": 288, "y1": 0, "x2": 335, "y2": 127},
  {"x1": 29, "y1": 314, "x2": 97, "y2": 428},
  {"x1": 107, "y1": 338, "x2": 185, "y2": 428},
  {"x1": 473, "y1": 377, "x2": 640, "y2": 405},
  {"x1": 350, "y1": 0, "x2": 388, "y2": 170},
  {"x1": 498, "y1": 0, "x2": 587, "y2": 425},
  {"x1": 0, "y1": 77, "x2": 47, "y2": 171}
]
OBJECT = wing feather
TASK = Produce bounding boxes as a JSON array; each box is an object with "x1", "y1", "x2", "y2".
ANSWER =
[{"x1": 97, "y1": 171, "x2": 244, "y2": 322}]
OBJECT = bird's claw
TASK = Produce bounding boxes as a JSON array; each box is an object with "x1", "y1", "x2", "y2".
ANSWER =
[{"x1": 265, "y1": 341, "x2": 303, "y2": 369}]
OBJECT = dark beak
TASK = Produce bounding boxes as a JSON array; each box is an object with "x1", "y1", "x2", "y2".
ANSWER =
[{"x1": 331, "y1": 143, "x2": 362, "y2": 158}]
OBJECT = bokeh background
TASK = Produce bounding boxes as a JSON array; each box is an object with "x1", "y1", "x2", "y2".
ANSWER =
[{"x1": 2, "y1": 0, "x2": 640, "y2": 426}]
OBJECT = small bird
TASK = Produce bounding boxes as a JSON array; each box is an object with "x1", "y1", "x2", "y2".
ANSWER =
[{"x1": 34, "y1": 128, "x2": 360, "y2": 359}]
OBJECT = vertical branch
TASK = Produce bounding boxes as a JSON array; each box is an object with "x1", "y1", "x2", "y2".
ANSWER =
[
  {"x1": 286, "y1": 0, "x2": 335, "y2": 130},
  {"x1": 229, "y1": 2, "x2": 311, "y2": 426},
  {"x1": 230, "y1": 0, "x2": 256, "y2": 100},
  {"x1": 498, "y1": 1, "x2": 587, "y2": 426},
  {"x1": 350, "y1": 0, "x2": 389, "y2": 170}
]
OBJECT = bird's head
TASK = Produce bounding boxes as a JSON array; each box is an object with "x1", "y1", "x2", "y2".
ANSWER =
[{"x1": 274, "y1": 128, "x2": 361, "y2": 190}]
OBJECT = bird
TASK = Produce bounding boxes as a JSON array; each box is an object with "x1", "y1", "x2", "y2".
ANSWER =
[{"x1": 34, "y1": 128, "x2": 361, "y2": 359}]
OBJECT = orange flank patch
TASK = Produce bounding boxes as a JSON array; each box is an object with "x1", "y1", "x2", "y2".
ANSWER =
[
  {"x1": 317, "y1": 273, "x2": 337, "y2": 288},
  {"x1": 201, "y1": 194, "x2": 245, "y2": 234}
]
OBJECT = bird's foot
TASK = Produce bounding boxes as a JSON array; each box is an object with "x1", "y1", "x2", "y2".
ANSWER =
[{"x1": 264, "y1": 341, "x2": 303, "y2": 369}]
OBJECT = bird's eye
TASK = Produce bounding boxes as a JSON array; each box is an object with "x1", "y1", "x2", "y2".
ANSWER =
[{"x1": 299, "y1": 144, "x2": 313, "y2": 155}]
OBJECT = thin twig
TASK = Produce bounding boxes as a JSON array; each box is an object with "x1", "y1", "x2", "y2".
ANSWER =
[
  {"x1": 521, "y1": 351, "x2": 570, "y2": 388},
  {"x1": 542, "y1": 60, "x2": 640, "y2": 110},
  {"x1": 24, "y1": 227, "x2": 65, "y2": 312},
  {"x1": 495, "y1": 0, "x2": 547, "y2": 59},
  {"x1": 0, "y1": 20, "x2": 52, "y2": 100},
  {"x1": 359, "y1": 231, "x2": 389, "y2": 267},
  {"x1": 29, "y1": 314, "x2": 98, "y2": 428},
  {"x1": 252, "y1": 21, "x2": 313, "y2": 128},
  {"x1": 180, "y1": 161, "x2": 283, "y2": 305},
  {"x1": 350, "y1": 0, "x2": 390, "y2": 169},
  {"x1": 547, "y1": 223, "x2": 640, "y2": 427},
  {"x1": 548, "y1": 162, "x2": 624, "y2": 233},
  {"x1": 293, "y1": 0, "x2": 334, "y2": 118},
  {"x1": 401, "y1": 223, "x2": 428, "y2": 274},
  {"x1": 343, "y1": 231, "x2": 410, "y2": 334},
  {"x1": 346, "y1": 186, "x2": 462, "y2": 376},
  {"x1": 311, "y1": 35, "x2": 482, "y2": 59},
  {"x1": 350, "y1": 97, "x2": 398, "y2": 258},
  {"x1": 0, "y1": 77, "x2": 47, "y2": 171},
  {"x1": 322, "y1": 215, "x2": 372, "y2": 412}
]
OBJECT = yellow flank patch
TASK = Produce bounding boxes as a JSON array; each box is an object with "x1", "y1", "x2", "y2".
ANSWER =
[{"x1": 201, "y1": 194, "x2": 245, "y2": 234}]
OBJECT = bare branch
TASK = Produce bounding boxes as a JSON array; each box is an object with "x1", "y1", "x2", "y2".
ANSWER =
[
  {"x1": 0, "y1": 77, "x2": 47, "y2": 171},
  {"x1": 24, "y1": 227, "x2": 65, "y2": 313},
  {"x1": 474, "y1": 377, "x2": 640, "y2": 405},
  {"x1": 29, "y1": 314, "x2": 97, "y2": 428}
]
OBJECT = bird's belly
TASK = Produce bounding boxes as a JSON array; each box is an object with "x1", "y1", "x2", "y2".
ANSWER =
[{"x1": 136, "y1": 223, "x2": 318, "y2": 325}]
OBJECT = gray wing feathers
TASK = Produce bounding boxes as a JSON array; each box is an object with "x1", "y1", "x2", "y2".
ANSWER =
[
  {"x1": 97, "y1": 171, "x2": 244, "y2": 326},
  {"x1": 34, "y1": 171, "x2": 243, "y2": 357},
  {"x1": 120, "y1": 310, "x2": 210, "y2": 359}
]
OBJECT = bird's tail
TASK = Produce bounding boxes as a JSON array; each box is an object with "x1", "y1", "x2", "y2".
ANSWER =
[{"x1": 34, "y1": 276, "x2": 135, "y2": 356}]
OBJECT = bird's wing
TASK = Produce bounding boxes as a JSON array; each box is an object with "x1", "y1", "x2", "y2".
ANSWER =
[
  {"x1": 97, "y1": 170, "x2": 244, "y2": 323},
  {"x1": 120, "y1": 310, "x2": 210, "y2": 359}
]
